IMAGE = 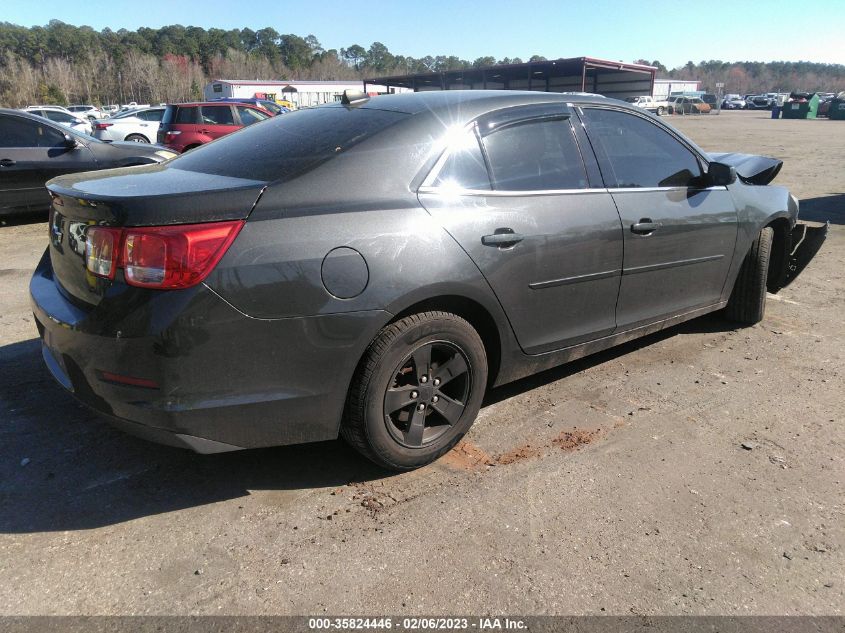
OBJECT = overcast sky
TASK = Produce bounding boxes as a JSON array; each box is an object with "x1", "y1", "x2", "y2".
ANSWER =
[{"x1": 5, "y1": 0, "x2": 845, "y2": 69}]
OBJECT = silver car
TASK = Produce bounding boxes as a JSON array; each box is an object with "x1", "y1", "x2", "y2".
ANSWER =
[{"x1": 92, "y1": 107, "x2": 165, "y2": 143}]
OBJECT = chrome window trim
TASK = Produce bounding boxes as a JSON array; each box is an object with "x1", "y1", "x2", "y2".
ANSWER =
[
  {"x1": 607, "y1": 185, "x2": 729, "y2": 193},
  {"x1": 418, "y1": 185, "x2": 728, "y2": 197},
  {"x1": 418, "y1": 186, "x2": 610, "y2": 198}
]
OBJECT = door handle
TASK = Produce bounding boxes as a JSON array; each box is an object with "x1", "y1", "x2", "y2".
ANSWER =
[
  {"x1": 199, "y1": 129, "x2": 210, "y2": 134},
  {"x1": 631, "y1": 219, "x2": 660, "y2": 235},
  {"x1": 482, "y1": 229, "x2": 524, "y2": 247},
  {"x1": 0, "y1": 159, "x2": 15, "y2": 167}
]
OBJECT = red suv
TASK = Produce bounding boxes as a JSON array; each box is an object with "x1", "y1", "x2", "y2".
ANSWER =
[{"x1": 157, "y1": 102, "x2": 269, "y2": 153}]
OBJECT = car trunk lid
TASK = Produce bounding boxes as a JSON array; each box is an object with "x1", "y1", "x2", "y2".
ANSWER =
[{"x1": 45, "y1": 163, "x2": 266, "y2": 306}]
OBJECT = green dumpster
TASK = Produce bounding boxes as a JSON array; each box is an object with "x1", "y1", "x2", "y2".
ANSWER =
[
  {"x1": 782, "y1": 92, "x2": 820, "y2": 119},
  {"x1": 830, "y1": 99, "x2": 845, "y2": 120}
]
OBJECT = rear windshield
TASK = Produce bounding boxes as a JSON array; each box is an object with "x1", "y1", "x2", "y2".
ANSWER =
[{"x1": 169, "y1": 105, "x2": 409, "y2": 182}]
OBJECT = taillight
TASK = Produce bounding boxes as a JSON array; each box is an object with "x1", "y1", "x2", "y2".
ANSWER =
[
  {"x1": 94, "y1": 122, "x2": 113, "y2": 130},
  {"x1": 84, "y1": 221, "x2": 243, "y2": 289},
  {"x1": 85, "y1": 227, "x2": 122, "y2": 280}
]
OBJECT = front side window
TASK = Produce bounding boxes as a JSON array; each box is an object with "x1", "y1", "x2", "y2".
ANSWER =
[
  {"x1": 582, "y1": 108, "x2": 703, "y2": 188},
  {"x1": 482, "y1": 118, "x2": 588, "y2": 191},
  {"x1": 0, "y1": 116, "x2": 40, "y2": 147},
  {"x1": 0, "y1": 116, "x2": 66, "y2": 147},
  {"x1": 201, "y1": 106, "x2": 235, "y2": 126}
]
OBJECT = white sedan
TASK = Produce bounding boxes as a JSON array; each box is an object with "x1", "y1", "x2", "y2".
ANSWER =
[
  {"x1": 67, "y1": 104, "x2": 105, "y2": 120},
  {"x1": 92, "y1": 107, "x2": 165, "y2": 143},
  {"x1": 21, "y1": 107, "x2": 93, "y2": 135}
]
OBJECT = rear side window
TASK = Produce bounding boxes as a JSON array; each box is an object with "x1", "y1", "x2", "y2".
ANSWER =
[
  {"x1": 431, "y1": 129, "x2": 491, "y2": 190},
  {"x1": 482, "y1": 118, "x2": 588, "y2": 191},
  {"x1": 174, "y1": 107, "x2": 199, "y2": 124},
  {"x1": 582, "y1": 108, "x2": 703, "y2": 188},
  {"x1": 44, "y1": 111, "x2": 76, "y2": 124},
  {"x1": 201, "y1": 105, "x2": 235, "y2": 125},
  {"x1": 138, "y1": 109, "x2": 165, "y2": 122},
  {"x1": 170, "y1": 105, "x2": 408, "y2": 182}
]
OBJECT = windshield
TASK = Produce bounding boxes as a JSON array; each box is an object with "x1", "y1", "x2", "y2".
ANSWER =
[{"x1": 258, "y1": 100, "x2": 284, "y2": 114}]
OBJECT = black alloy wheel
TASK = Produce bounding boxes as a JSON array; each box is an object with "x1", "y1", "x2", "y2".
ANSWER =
[
  {"x1": 383, "y1": 341, "x2": 471, "y2": 448},
  {"x1": 341, "y1": 311, "x2": 487, "y2": 470}
]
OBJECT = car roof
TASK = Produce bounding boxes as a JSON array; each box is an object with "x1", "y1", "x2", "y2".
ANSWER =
[
  {"x1": 353, "y1": 90, "x2": 614, "y2": 116},
  {"x1": 2, "y1": 108, "x2": 57, "y2": 120},
  {"x1": 168, "y1": 101, "x2": 264, "y2": 107}
]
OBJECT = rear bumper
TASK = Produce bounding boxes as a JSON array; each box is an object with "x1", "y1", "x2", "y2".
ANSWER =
[{"x1": 30, "y1": 250, "x2": 389, "y2": 451}]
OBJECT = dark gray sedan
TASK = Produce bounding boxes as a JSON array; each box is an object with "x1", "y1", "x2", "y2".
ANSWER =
[
  {"x1": 29, "y1": 91, "x2": 825, "y2": 470},
  {"x1": 0, "y1": 108, "x2": 177, "y2": 216}
]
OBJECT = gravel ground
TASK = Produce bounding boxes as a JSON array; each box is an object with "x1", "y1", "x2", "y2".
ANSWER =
[{"x1": 0, "y1": 110, "x2": 843, "y2": 615}]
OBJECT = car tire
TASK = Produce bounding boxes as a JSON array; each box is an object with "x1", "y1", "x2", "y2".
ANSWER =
[
  {"x1": 341, "y1": 311, "x2": 488, "y2": 471},
  {"x1": 656, "y1": 106, "x2": 665, "y2": 116},
  {"x1": 725, "y1": 227, "x2": 773, "y2": 325},
  {"x1": 124, "y1": 134, "x2": 150, "y2": 143}
]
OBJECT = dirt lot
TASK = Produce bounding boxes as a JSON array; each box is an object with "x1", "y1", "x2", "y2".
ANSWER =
[{"x1": 0, "y1": 111, "x2": 843, "y2": 615}]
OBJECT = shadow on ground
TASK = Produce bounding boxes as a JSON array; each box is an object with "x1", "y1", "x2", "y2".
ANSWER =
[
  {"x1": 0, "y1": 338, "x2": 389, "y2": 534},
  {"x1": 0, "y1": 314, "x2": 737, "y2": 534},
  {"x1": 799, "y1": 194, "x2": 845, "y2": 225},
  {"x1": 0, "y1": 210, "x2": 47, "y2": 228}
]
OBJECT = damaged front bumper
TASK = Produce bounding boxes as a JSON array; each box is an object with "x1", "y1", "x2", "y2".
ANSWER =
[{"x1": 779, "y1": 220, "x2": 829, "y2": 289}]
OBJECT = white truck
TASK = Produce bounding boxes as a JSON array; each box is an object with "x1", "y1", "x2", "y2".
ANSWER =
[{"x1": 624, "y1": 95, "x2": 670, "y2": 115}]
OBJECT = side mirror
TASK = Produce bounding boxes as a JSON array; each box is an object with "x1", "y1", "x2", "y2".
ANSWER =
[
  {"x1": 707, "y1": 161, "x2": 736, "y2": 186},
  {"x1": 63, "y1": 133, "x2": 78, "y2": 149}
]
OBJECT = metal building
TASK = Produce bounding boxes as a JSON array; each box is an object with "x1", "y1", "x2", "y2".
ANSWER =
[
  {"x1": 364, "y1": 57, "x2": 656, "y2": 100},
  {"x1": 204, "y1": 79, "x2": 410, "y2": 108}
]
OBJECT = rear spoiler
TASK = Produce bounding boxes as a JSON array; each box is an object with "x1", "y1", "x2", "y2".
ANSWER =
[{"x1": 709, "y1": 152, "x2": 783, "y2": 185}]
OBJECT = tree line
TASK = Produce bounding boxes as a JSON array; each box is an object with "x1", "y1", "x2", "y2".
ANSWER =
[{"x1": 1, "y1": 20, "x2": 843, "y2": 107}]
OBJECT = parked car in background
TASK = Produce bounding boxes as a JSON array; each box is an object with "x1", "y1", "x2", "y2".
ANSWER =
[
  {"x1": 701, "y1": 93, "x2": 718, "y2": 110},
  {"x1": 93, "y1": 106, "x2": 165, "y2": 143},
  {"x1": 67, "y1": 105, "x2": 104, "y2": 120},
  {"x1": 818, "y1": 95, "x2": 834, "y2": 117},
  {"x1": 667, "y1": 96, "x2": 711, "y2": 114},
  {"x1": 210, "y1": 97, "x2": 288, "y2": 115},
  {"x1": 722, "y1": 94, "x2": 746, "y2": 109},
  {"x1": 29, "y1": 90, "x2": 825, "y2": 470},
  {"x1": 0, "y1": 108, "x2": 176, "y2": 215},
  {"x1": 23, "y1": 105, "x2": 74, "y2": 116},
  {"x1": 746, "y1": 94, "x2": 777, "y2": 110},
  {"x1": 102, "y1": 105, "x2": 120, "y2": 116},
  {"x1": 21, "y1": 107, "x2": 93, "y2": 135},
  {"x1": 157, "y1": 102, "x2": 270, "y2": 153},
  {"x1": 624, "y1": 95, "x2": 669, "y2": 115}
]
